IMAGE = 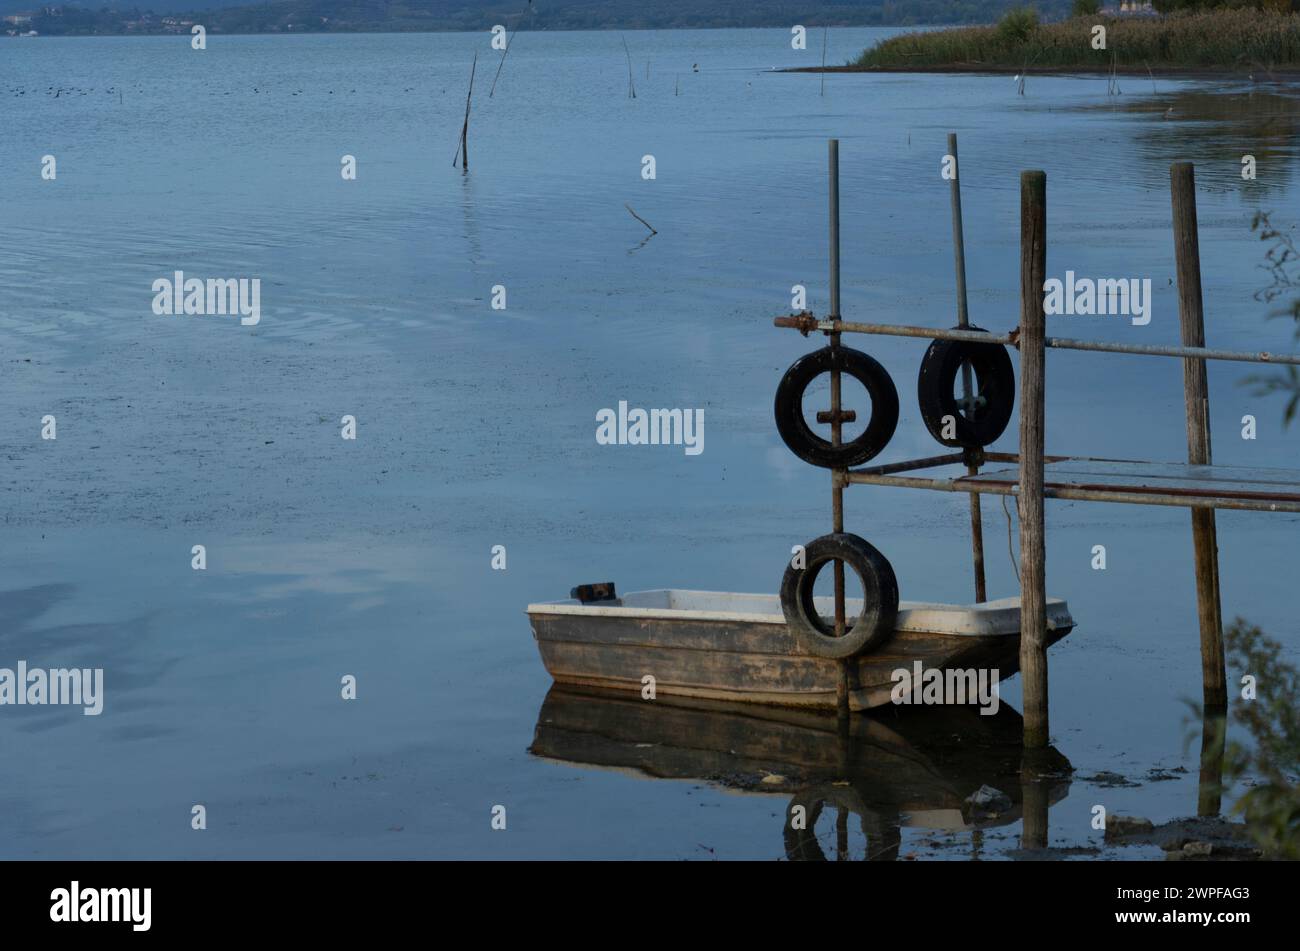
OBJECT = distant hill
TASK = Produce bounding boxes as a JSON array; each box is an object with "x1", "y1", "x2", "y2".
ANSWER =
[
  {"x1": 0, "y1": 0, "x2": 197, "y2": 9},
  {"x1": 2, "y1": 0, "x2": 1076, "y2": 33}
]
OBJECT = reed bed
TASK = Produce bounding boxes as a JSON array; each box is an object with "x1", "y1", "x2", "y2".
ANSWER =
[{"x1": 855, "y1": 10, "x2": 1300, "y2": 71}]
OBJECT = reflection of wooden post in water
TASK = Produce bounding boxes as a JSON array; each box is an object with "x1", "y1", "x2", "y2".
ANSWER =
[
  {"x1": 1170, "y1": 162, "x2": 1227, "y2": 713},
  {"x1": 1198, "y1": 709, "x2": 1227, "y2": 817},
  {"x1": 837, "y1": 808, "x2": 849, "y2": 860},
  {"x1": 1018, "y1": 170, "x2": 1049, "y2": 749},
  {"x1": 1019, "y1": 752, "x2": 1051, "y2": 850}
]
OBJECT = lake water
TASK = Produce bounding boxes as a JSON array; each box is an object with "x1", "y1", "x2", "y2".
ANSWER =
[{"x1": 2, "y1": 28, "x2": 1298, "y2": 859}]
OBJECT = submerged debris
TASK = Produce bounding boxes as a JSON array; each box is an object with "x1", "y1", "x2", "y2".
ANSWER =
[
  {"x1": 1082, "y1": 770, "x2": 1142, "y2": 788},
  {"x1": 965, "y1": 784, "x2": 1013, "y2": 818},
  {"x1": 1113, "y1": 815, "x2": 1263, "y2": 860},
  {"x1": 1105, "y1": 814, "x2": 1155, "y2": 838}
]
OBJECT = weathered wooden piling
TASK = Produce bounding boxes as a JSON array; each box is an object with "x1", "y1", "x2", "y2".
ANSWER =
[
  {"x1": 947, "y1": 132, "x2": 988, "y2": 603},
  {"x1": 1170, "y1": 161, "x2": 1227, "y2": 712},
  {"x1": 1018, "y1": 170, "x2": 1049, "y2": 749}
]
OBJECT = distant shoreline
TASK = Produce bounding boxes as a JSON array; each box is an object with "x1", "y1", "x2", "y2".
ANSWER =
[
  {"x1": 785, "y1": 64, "x2": 1300, "y2": 78},
  {"x1": 0, "y1": 22, "x2": 956, "y2": 40}
]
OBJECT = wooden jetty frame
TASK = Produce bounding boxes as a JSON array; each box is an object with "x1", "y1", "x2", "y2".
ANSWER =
[{"x1": 776, "y1": 149, "x2": 1300, "y2": 747}]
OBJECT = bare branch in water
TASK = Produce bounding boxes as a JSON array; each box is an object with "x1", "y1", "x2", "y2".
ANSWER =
[
  {"x1": 820, "y1": 25, "x2": 827, "y2": 96},
  {"x1": 625, "y1": 204, "x2": 657, "y2": 235},
  {"x1": 489, "y1": 1, "x2": 533, "y2": 98},
  {"x1": 453, "y1": 51, "x2": 478, "y2": 169}
]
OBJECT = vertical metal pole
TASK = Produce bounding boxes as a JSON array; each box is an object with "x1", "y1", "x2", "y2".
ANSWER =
[
  {"x1": 948, "y1": 132, "x2": 987, "y2": 603},
  {"x1": 829, "y1": 140, "x2": 841, "y2": 322},
  {"x1": 828, "y1": 139, "x2": 849, "y2": 720},
  {"x1": 1018, "y1": 170, "x2": 1049, "y2": 749},
  {"x1": 1170, "y1": 161, "x2": 1227, "y2": 714},
  {"x1": 949, "y1": 133, "x2": 972, "y2": 332}
]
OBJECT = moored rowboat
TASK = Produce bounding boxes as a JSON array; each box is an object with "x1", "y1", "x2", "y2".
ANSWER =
[{"x1": 528, "y1": 589, "x2": 1073, "y2": 711}]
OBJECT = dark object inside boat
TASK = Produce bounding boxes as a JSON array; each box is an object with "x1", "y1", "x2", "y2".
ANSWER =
[{"x1": 571, "y1": 582, "x2": 618, "y2": 604}]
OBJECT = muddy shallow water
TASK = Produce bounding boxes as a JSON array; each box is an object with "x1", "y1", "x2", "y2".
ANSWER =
[{"x1": 2, "y1": 29, "x2": 1297, "y2": 859}]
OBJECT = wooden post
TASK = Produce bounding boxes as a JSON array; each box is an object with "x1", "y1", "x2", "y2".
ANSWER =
[
  {"x1": 1170, "y1": 162, "x2": 1227, "y2": 713},
  {"x1": 1018, "y1": 170, "x2": 1049, "y2": 749},
  {"x1": 828, "y1": 139, "x2": 849, "y2": 720},
  {"x1": 948, "y1": 132, "x2": 988, "y2": 603}
]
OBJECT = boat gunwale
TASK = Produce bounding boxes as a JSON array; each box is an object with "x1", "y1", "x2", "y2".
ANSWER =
[{"x1": 527, "y1": 588, "x2": 1074, "y2": 638}]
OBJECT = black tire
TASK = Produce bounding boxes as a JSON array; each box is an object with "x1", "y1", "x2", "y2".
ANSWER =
[
  {"x1": 780, "y1": 533, "x2": 899, "y2": 660},
  {"x1": 774, "y1": 346, "x2": 899, "y2": 469},
  {"x1": 916, "y1": 325, "x2": 1015, "y2": 448}
]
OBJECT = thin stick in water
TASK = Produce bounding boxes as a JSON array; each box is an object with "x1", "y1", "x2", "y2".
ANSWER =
[
  {"x1": 1001, "y1": 494, "x2": 1020, "y2": 585},
  {"x1": 489, "y1": 0, "x2": 533, "y2": 98},
  {"x1": 622, "y1": 35, "x2": 637, "y2": 99},
  {"x1": 625, "y1": 204, "x2": 657, "y2": 234},
  {"x1": 820, "y1": 25, "x2": 827, "y2": 96},
  {"x1": 454, "y1": 51, "x2": 478, "y2": 170}
]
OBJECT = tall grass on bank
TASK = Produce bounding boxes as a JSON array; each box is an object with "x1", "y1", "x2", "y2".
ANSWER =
[{"x1": 855, "y1": 9, "x2": 1300, "y2": 70}]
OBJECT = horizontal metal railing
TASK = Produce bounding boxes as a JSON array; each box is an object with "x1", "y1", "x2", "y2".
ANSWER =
[{"x1": 774, "y1": 314, "x2": 1300, "y2": 366}]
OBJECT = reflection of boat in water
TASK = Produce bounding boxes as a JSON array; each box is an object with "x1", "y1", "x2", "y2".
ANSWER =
[
  {"x1": 529, "y1": 685, "x2": 1073, "y2": 860},
  {"x1": 527, "y1": 589, "x2": 1073, "y2": 711}
]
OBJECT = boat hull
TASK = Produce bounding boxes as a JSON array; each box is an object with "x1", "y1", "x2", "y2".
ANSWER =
[{"x1": 529, "y1": 590, "x2": 1073, "y2": 712}]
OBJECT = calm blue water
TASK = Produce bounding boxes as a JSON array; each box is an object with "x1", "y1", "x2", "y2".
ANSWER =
[{"x1": 1, "y1": 29, "x2": 1298, "y2": 859}]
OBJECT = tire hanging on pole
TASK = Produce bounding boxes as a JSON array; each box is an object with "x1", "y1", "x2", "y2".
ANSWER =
[
  {"x1": 780, "y1": 532, "x2": 899, "y2": 660},
  {"x1": 916, "y1": 325, "x2": 1016, "y2": 449},
  {"x1": 774, "y1": 346, "x2": 899, "y2": 469}
]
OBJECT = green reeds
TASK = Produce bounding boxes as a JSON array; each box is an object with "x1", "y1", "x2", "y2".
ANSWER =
[{"x1": 855, "y1": 10, "x2": 1300, "y2": 72}]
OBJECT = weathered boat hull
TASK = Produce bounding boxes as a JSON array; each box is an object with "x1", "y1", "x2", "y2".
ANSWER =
[{"x1": 528, "y1": 590, "x2": 1073, "y2": 712}]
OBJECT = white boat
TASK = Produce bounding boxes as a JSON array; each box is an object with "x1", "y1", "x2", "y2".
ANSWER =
[{"x1": 527, "y1": 589, "x2": 1074, "y2": 711}]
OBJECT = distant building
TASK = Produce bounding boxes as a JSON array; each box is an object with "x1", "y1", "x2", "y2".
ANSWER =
[{"x1": 3, "y1": 14, "x2": 33, "y2": 24}]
